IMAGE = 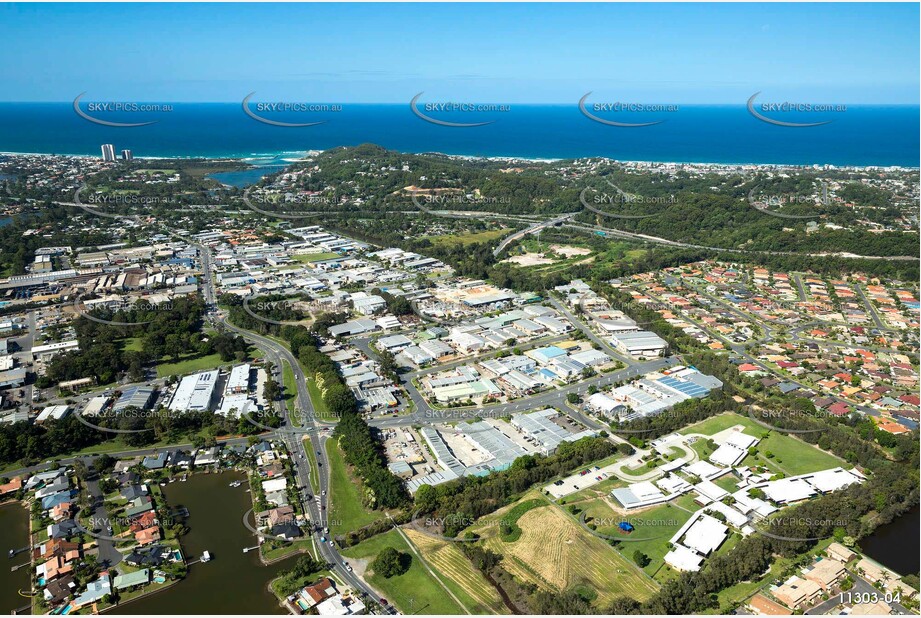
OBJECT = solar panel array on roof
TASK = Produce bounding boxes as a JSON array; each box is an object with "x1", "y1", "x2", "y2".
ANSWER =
[{"x1": 659, "y1": 375, "x2": 710, "y2": 398}]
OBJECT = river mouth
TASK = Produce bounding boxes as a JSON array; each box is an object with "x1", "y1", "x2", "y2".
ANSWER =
[{"x1": 111, "y1": 471, "x2": 298, "y2": 615}]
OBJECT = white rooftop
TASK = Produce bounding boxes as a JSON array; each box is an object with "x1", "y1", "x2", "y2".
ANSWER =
[
  {"x1": 694, "y1": 479, "x2": 729, "y2": 502},
  {"x1": 685, "y1": 460, "x2": 723, "y2": 479},
  {"x1": 664, "y1": 544, "x2": 704, "y2": 572},
  {"x1": 808, "y1": 468, "x2": 862, "y2": 493},
  {"x1": 682, "y1": 514, "x2": 728, "y2": 555},
  {"x1": 761, "y1": 478, "x2": 816, "y2": 504}
]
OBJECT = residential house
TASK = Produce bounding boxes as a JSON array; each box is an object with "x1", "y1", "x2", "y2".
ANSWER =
[
  {"x1": 772, "y1": 576, "x2": 822, "y2": 610},
  {"x1": 804, "y1": 558, "x2": 846, "y2": 590},
  {"x1": 747, "y1": 593, "x2": 792, "y2": 615}
]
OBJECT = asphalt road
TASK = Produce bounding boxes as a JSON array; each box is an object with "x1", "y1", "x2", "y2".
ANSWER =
[
  {"x1": 79, "y1": 458, "x2": 123, "y2": 568},
  {"x1": 805, "y1": 571, "x2": 912, "y2": 615},
  {"x1": 196, "y1": 242, "x2": 395, "y2": 613}
]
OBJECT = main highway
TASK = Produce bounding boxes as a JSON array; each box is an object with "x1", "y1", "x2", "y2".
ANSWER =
[{"x1": 195, "y1": 241, "x2": 395, "y2": 612}]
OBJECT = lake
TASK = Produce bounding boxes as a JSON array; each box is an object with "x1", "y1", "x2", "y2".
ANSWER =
[
  {"x1": 858, "y1": 506, "x2": 920, "y2": 576},
  {"x1": 113, "y1": 471, "x2": 298, "y2": 614},
  {"x1": 206, "y1": 163, "x2": 288, "y2": 188}
]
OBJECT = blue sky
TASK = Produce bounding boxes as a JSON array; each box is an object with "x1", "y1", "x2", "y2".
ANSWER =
[{"x1": 1, "y1": 3, "x2": 918, "y2": 103}]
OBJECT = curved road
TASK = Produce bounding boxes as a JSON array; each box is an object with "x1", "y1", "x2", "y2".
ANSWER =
[{"x1": 196, "y1": 242, "x2": 395, "y2": 612}]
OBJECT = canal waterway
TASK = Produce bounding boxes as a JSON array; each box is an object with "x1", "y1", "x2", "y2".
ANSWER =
[
  {"x1": 113, "y1": 471, "x2": 299, "y2": 614},
  {"x1": 0, "y1": 502, "x2": 31, "y2": 614}
]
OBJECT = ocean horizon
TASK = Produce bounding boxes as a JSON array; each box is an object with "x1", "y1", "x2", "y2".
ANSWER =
[{"x1": 0, "y1": 102, "x2": 918, "y2": 167}]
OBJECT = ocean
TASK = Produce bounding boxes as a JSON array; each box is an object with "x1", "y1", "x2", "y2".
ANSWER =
[{"x1": 0, "y1": 102, "x2": 918, "y2": 167}]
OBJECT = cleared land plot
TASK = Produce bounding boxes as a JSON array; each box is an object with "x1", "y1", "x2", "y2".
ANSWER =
[
  {"x1": 155, "y1": 352, "x2": 226, "y2": 378},
  {"x1": 427, "y1": 228, "x2": 508, "y2": 248},
  {"x1": 471, "y1": 495, "x2": 657, "y2": 606},
  {"x1": 341, "y1": 529, "x2": 466, "y2": 615},
  {"x1": 563, "y1": 477, "x2": 627, "y2": 503},
  {"x1": 404, "y1": 529, "x2": 508, "y2": 614},
  {"x1": 290, "y1": 252, "x2": 340, "y2": 263},
  {"x1": 327, "y1": 441, "x2": 385, "y2": 538}
]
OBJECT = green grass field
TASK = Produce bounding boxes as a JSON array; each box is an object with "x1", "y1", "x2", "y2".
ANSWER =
[
  {"x1": 305, "y1": 376, "x2": 332, "y2": 420},
  {"x1": 581, "y1": 500, "x2": 692, "y2": 576},
  {"x1": 404, "y1": 528, "x2": 509, "y2": 614},
  {"x1": 290, "y1": 252, "x2": 340, "y2": 263},
  {"x1": 282, "y1": 361, "x2": 298, "y2": 419},
  {"x1": 123, "y1": 337, "x2": 144, "y2": 352},
  {"x1": 302, "y1": 437, "x2": 320, "y2": 493},
  {"x1": 426, "y1": 228, "x2": 508, "y2": 248},
  {"x1": 341, "y1": 529, "x2": 467, "y2": 615},
  {"x1": 155, "y1": 353, "x2": 226, "y2": 378},
  {"x1": 470, "y1": 494, "x2": 658, "y2": 607},
  {"x1": 682, "y1": 414, "x2": 845, "y2": 475},
  {"x1": 679, "y1": 413, "x2": 762, "y2": 437},
  {"x1": 750, "y1": 432, "x2": 844, "y2": 476},
  {"x1": 327, "y1": 441, "x2": 385, "y2": 537},
  {"x1": 714, "y1": 474, "x2": 742, "y2": 493}
]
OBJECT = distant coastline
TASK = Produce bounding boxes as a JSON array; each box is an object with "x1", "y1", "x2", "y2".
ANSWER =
[
  {"x1": 1, "y1": 149, "x2": 918, "y2": 172},
  {"x1": 0, "y1": 102, "x2": 917, "y2": 168}
]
